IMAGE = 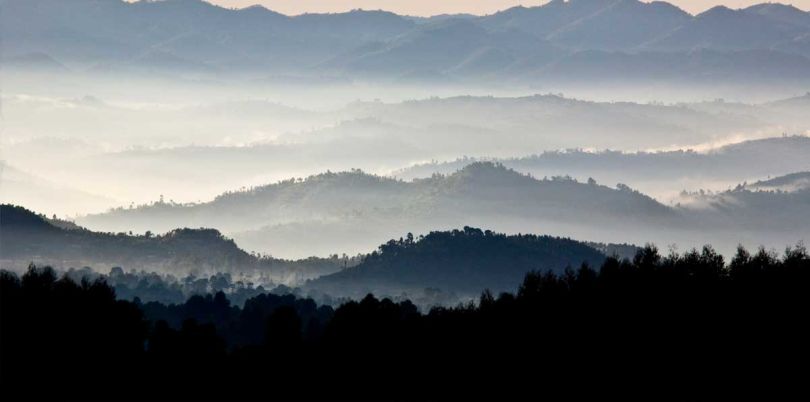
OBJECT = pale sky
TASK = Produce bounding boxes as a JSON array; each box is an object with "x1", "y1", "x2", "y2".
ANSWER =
[{"x1": 202, "y1": 1, "x2": 810, "y2": 16}]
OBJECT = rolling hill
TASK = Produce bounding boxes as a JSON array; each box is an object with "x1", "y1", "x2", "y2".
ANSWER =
[
  {"x1": 677, "y1": 172, "x2": 810, "y2": 233},
  {"x1": 305, "y1": 227, "x2": 609, "y2": 298},
  {"x1": 75, "y1": 161, "x2": 809, "y2": 259},
  {"x1": 745, "y1": 171, "x2": 810, "y2": 192},
  {"x1": 0, "y1": 204, "x2": 345, "y2": 284},
  {"x1": 394, "y1": 136, "x2": 810, "y2": 199},
  {"x1": 78, "y1": 162, "x2": 678, "y2": 239}
]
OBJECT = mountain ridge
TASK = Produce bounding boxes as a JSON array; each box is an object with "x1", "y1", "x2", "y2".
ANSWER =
[
  {"x1": 4, "y1": 0, "x2": 810, "y2": 83},
  {"x1": 0, "y1": 204, "x2": 346, "y2": 283},
  {"x1": 305, "y1": 226, "x2": 610, "y2": 297},
  {"x1": 78, "y1": 162, "x2": 677, "y2": 236}
]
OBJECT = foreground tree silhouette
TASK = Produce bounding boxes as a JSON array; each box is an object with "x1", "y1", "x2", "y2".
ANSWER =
[
  {"x1": 1, "y1": 243, "x2": 808, "y2": 399},
  {"x1": 264, "y1": 305, "x2": 302, "y2": 351}
]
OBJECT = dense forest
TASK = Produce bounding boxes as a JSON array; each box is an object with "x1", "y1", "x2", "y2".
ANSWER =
[
  {"x1": 307, "y1": 226, "x2": 609, "y2": 298},
  {"x1": 2, "y1": 242, "x2": 808, "y2": 399}
]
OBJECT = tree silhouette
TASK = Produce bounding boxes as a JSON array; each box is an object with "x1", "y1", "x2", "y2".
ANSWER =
[{"x1": 2, "y1": 242, "x2": 808, "y2": 399}]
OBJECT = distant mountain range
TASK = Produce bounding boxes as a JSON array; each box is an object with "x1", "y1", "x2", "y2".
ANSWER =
[
  {"x1": 745, "y1": 171, "x2": 810, "y2": 192},
  {"x1": 3, "y1": 0, "x2": 810, "y2": 85},
  {"x1": 8, "y1": 91, "x2": 805, "y2": 212},
  {"x1": 76, "y1": 162, "x2": 809, "y2": 258},
  {"x1": 78, "y1": 161, "x2": 673, "y2": 230},
  {"x1": 676, "y1": 171, "x2": 810, "y2": 233},
  {"x1": 394, "y1": 136, "x2": 810, "y2": 197}
]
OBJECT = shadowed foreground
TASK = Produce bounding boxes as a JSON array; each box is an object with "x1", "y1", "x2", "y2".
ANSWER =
[{"x1": 1, "y1": 243, "x2": 808, "y2": 399}]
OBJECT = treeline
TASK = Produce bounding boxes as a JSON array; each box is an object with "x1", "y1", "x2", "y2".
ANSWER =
[
  {"x1": 1, "y1": 243, "x2": 809, "y2": 399},
  {"x1": 307, "y1": 226, "x2": 608, "y2": 297},
  {"x1": 0, "y1": 204, "x2": 354, "y2": 284},
  {"x1": 62, "y1": 266, "x2": 339, "y2": 307}
]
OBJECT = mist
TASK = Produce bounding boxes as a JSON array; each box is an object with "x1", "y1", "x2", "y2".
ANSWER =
[
  {"x1": 4, "y1": 67, "x2": 809, "y2": 215},
  {"x1": 2, "y1": 0, "x2": 808, "y2": 291}
]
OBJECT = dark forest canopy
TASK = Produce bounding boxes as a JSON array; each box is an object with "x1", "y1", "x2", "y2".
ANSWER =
[
  {"x1": 61, "y1": 266, "x2": 315, "y2": 307},
  {"x1": 307, "y1": 226, "x2": 609, "y2": 297},
  {"x1": 2, "y1": 241, "x2": 808, "y2": 399}
]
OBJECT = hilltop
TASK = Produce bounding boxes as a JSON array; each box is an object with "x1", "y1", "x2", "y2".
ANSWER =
[{"x1": 306, "y1": 227, "x2": 609, "y2": 298}]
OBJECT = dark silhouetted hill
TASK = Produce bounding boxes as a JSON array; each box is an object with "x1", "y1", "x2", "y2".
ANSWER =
[
  {"x1": 306, "y1": 226, "x2": 608, "y2": 297},
  {"x1": 0, "y1": 204, "x2": 344, "y2": 281}
]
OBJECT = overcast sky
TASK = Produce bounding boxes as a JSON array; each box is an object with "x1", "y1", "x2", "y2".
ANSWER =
[{"x1": 202, "y1": 1, "x2": 810, "y2": 16}]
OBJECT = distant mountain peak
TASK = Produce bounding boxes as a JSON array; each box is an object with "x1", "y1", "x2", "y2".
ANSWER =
[
  {"x1": 745, "y1": 2, "x2": 805, "y2": 13},
  {"x1": 452, "y1": 161, "x2": 523, "y2": 179},
  {"x1": 699, "y1": 5, "x2": 737, "y2": 18},
  {"x1": 439, "y1": 162, "x2": 541, "y2": 191},
  {"x1": 745, "y1": 171, "x2": 810, "y2": 192},
  {"x1": 163, "y1": 227, "x2": 225, "y2": 240},
  {"x1": 237, "y1": 4, "x2": 283, "y2": 15}
]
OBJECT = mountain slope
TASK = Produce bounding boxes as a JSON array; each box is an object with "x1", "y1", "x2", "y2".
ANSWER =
[
  {"x1": 79, "y1": 162, "x2": 677, "y2": 236},
  {"x1": 479, "y1": 0, "x2": 615, "y2": 39},
  {"x1": 678, "y1": 174, "x2": 810, "y2": 233},
  {"x1": 3, "y1": 0, "x2": 809, "y2": 83},
  {"x1": 546, "y1": 0, "x2": 691, "y2": 50},
  {"x1": 644, "y1": 5, "x2": 809, "y2": 53},
  {"x1": 0, "y1": 0, "x2": 414, "y2": 71},
  {"x1": 0, "y1": 205, "x2": 344, "y2": 283},
  {"x1": 744, "y1": 3, "x2": 810, "y2": 29},
  {"x1": 322, "y1": 19, "x2": 559, "y2": 77},
  {"x1": 0, "y1": 162, "x2": 116, "y2": 216},
  {"x1": 395, "y1": 136, "x2": 810, "y2": 189},
  {"x1": 77, "y1": 162, "x2": 680, "y2": 258},
  {"x1": 306, "y1": 227, "x2": 608, "y2": 297},
  {"x1": 745, "y1": 171, "x2": 810, "y2": 191}
]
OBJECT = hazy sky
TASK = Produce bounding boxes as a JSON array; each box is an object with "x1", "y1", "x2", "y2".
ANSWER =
[{"x1": 204, "y1": 1, "x2": 810, "y2": 16}]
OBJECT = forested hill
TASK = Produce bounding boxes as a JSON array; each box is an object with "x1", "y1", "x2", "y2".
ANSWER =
[
  {"x1": 676, "y1": 171, "x2": 810, "y2": 232},
  {"x1": 306, "y1": 227, "x2": 609, "y2": 297},
  {"x1": 745, "y1": 171, "x2": 810, "y2": 191},
  {"x1": 87, "y1": 162, "x2": 675, "y2": 233},
  {"x1": 79, "y1": 162, "x2": 676, "y2": 258},
  {"x1": 0, "y1": 205, "x2": 345, "y2": 283},
  {"x1": 394, "y1": 136, "x2": 810, "y2": 185}
]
